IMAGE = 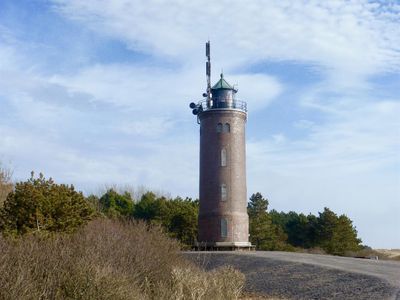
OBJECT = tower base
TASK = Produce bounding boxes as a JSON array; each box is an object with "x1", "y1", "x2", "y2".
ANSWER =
[{"x1": 193, "y1": 241, "x2": 255, "y2": 251}]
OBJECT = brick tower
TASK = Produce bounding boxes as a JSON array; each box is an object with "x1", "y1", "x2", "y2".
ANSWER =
[{"x1": 190, "y1": 42, "x2": 251, "y2": 249}]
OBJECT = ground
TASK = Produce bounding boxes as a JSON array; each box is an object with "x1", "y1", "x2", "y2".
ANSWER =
[{"x1": 185, "y1": 251, "x2": 400, "y2": 300}]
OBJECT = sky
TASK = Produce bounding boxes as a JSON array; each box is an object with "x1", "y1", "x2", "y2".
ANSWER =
[{"x1": 0, "y1": 0, "x2": 399, "y2": 248}]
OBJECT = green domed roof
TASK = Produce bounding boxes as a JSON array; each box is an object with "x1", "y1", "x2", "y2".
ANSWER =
[{"x1": 211, "y1": 73, "x2": 234, "y2": 90}]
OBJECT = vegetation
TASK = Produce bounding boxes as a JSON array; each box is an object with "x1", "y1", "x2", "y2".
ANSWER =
[
  {"x1": 0, "y1": 168, "x2": 364, "y2": 256},
  {"x1": 99, "y1": 188, "x2": 134, "y2": 217},
  {"x1": 0, "y1": 159, "x2": 381, "y2": 299},
  {"x1": 246, "y1": 193, "x2": 363, "y2": 255},
  {"x1": 90, "y1": 187, "x2": 363, "y2": 256},
  {"x1": 0, "y1": 172, "x2": 93, "y2": 235},
  {"x1": 247, "y1": 193, "x2": 291, "y2": 251},
  {"x1": 0, "y1": 164, "x2": 13, "y2": 207},
  {"x1": 1, "y1": 167, "x2": 363, "y2": 256},
  {"x1": 0, "y1": 171, "x2": 244, "y2": 298},
  {"x1": 88, "y1": 190, "x2": 199, "y2": 247},
  {"x1": 133, "y1": 192, "x2": 198, "y2": 246},
  {"x1": 0, "y1": 219, "x2": 244, "y2": 300}
]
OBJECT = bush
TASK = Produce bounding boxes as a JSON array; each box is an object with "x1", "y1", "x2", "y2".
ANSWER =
[
  {"x1": 0, "y1": 219, "x2": 245, "y2": 300},
  {"x1": 0, "y1": 172, "x2": 93, "y2": 235}
]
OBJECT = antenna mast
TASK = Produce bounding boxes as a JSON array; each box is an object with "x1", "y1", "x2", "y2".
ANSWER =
[{"x1": 206, "y1": 41, "x2": 212, "y2": 108}]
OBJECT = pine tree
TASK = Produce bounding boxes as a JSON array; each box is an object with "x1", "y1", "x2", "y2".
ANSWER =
[
  {"x1": 0, "y1": 172, "x2": 93, "y2": 235},
  {"x1": 99, "y1": 189, "x2": 134, "y2": 217},
  {"x1": 315, "y1": 208, "x2": 362, "y2": 255},
  {"x1": 330, "y1": 214, "x2": 362, "y2": 255},
  {"x1": 248, "y1": 193, "x2": 288, "y2": 250}
]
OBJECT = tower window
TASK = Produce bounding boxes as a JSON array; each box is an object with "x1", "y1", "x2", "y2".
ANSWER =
[
  {"x1": 221, "y1": 148, "x2": 227, "y2": 167},
  {"x1": 221, "y1": 218, "x2": 228, "y2": 237},
  {"x1": 220, "y1": 184, "x2": 227, "y2": 201},
  {"x1": 223, "y1": 123, "x2": 230, "y2": 133},
  {"x1": 216, "y1": 123, "x2": 223, "y2": 133}
]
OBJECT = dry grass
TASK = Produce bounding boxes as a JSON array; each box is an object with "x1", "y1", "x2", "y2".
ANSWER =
[
  {"x1": 297, "y1": 247, "x2": 400, "y2": 261},
  {"x1": 374, "y1": 249, "x2": 400, "y2": 261},
  {"x1": 0, "y1": 164, "x2": 12, "y2": 207},
  {"x1": 345, "y1": 248, "x2": 400, "y2": 261},
  {"x1": 0, "y1": 218, "x2": 244, "y2": 299}
]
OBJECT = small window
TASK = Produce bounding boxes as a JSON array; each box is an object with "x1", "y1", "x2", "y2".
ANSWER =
[
  {"x1": 221, "y1": 218, "x2": 228, "y2": 237},
  {"x1": 221, "y1": 148, "x2": 227, "y2": 167},
  {"x1": 223, "y1": 123, "x2": 230, "y2": 133},
  {"x1": 220, "y1": 184, "x2": 227, "y2": 201},
  {"x1": 216, "y1": 123, "x2": 223, "y2": 133}
]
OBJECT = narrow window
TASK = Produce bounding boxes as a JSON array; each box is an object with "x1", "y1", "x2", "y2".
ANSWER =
[
  {"x1": 221, "y1": 218, "x2": 228, "y2": 237},
  {"x1": 220, "y1": 184, "x2": 227, "y2": 201},
  {"x1": 221, "y1": 148, "x2": 227, "y2": 167},
  {"x1": 216, "y1": 123, "x2": 223, "y2": 133},
  {"x1": 223, "y1": 123, "x2": 230, "y2": 133}
]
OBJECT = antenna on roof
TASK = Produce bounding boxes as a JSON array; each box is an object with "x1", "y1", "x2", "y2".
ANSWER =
[{"x1": 206, "y1": 41, "x2": 212, "y2": 108}]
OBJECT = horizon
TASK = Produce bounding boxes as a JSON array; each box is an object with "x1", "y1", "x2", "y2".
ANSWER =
[{"x1": 0, "y1": 0, "x2": 399, "y2": 248}]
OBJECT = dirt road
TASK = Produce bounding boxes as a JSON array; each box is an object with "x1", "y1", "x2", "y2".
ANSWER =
[{"x1": 185, "y1": 251, "x2": 400, "y2": 299}]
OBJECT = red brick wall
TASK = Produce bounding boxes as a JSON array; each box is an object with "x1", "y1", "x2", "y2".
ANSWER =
[{"x1": 198, "y1": 109, "x2": 249, "y2": 244}]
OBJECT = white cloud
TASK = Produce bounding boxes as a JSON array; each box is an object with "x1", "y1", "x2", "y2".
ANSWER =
[
  {"x1": 115, "y1": 117, "x2": 175, "y2": 137},
  {"x1": 228, "y1": 74, "x2": 283, "y2": 111},
  {"x1": 50, "y1": 64, "x2": 203, "y2": 112},
  {"x1": 52, "y1": 0, "x2": 400, "y2": 81},
  {"x1": 49, "y1": 63, "x2": 282, "y2": 114}
]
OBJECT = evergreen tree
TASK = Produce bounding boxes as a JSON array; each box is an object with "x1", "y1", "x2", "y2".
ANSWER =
[
  {"x1": 270, "y1": 210, "x2": 317, "y2": 249},
  {"x1": 315, "y1": 207, "x2": 362, "y2": 255},
  {"x1": 329, "y1": 214, "x2": 362, "y2": 255},
  {"x1": 285, "y1": 212, "x2": 310, "y2": 248},
  {"x1": 305, "y1": 213, "x2": 319, "y2": 248},
  {"x1": 99, "y1": 189, "x2": 134, "y2": 217},
  {"x1": 133, "y1": 192, "x2": 160, "y2": 221},
  {"x1": 248, "y1": 193, "x2": 288, "y2": 250},
  {"x1": 0, "y1": 172, "x2": 93, "y2": 235},
  {"x1": 315, "y1": 207, "x2": 339, "y2": 250},
  {"x1": 133, "y1": 193, "x2": 199, "y2": 246},
  {"x1": 270, "y1": 209, "x2": 287, "y2": 228},
  {"x1": 248, "y1": 192, "x2": 269, "y2": 216},
  {"x1": 166, "y1": 197, "x2": 198, "y2": 246}
]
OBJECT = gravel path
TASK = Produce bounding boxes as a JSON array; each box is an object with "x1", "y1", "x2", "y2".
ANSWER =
[{"x1": 184, "y1": 251, "x2": 400, "y2": 300}]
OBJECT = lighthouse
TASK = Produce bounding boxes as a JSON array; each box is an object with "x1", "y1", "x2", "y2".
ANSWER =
[{"x1": 190, "y1": 42, "x2": 251, "y2": 250}]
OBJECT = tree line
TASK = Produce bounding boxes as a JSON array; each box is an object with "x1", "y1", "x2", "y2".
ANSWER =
[
  {"x1": 0, "y1": 172, "x2": 362, "y2": 255},
  {"x1": 248, "y1": 192, "x2": 362, "y2": 255}
]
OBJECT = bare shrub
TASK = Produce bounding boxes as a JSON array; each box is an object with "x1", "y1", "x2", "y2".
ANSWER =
[
  {"x1": 0, "y1": 221, "x2": 145, "y2": 299},
  {"x1": 0, "y1": 164, "x2": 12, "y2": 207},
  {"x1": 0, "y1": 218, "x2": 244, "y2": 299}
]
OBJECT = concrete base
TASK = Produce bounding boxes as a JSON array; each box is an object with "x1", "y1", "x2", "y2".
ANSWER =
[{"x1": 193, "y1": 241, "x2": 255, "y2": 251}]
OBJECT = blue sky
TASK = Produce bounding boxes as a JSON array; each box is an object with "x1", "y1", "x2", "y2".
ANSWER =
[{"x1": 0, "y1": 0, "x2": 399, "y2": 248}]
